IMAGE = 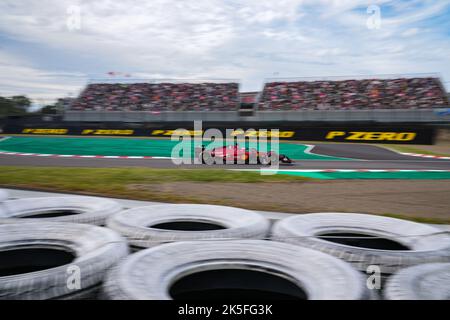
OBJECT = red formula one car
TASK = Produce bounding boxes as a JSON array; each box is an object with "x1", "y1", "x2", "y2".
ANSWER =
[{"x1": 196, "y1": 144, "x2": 293, "y2": 165}]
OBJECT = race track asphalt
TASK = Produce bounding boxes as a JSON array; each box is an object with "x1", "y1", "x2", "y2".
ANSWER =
[{"x1": 1, "y1": 143, "x2": 449, "y2": 170}]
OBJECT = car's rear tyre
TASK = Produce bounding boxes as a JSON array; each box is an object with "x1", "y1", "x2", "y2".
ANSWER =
[
  {"x1": 262, "y1": 151, "x2": 279, "y2": 166},
  {"x1": 106, "y1": 204, "x2": 271, "y2": 250},
  {"x1": 272, "y1": 213, "x2": 450, "y2": 275},
  {"x1": 258, "y1": 153, "x2": 271, "y2": 165},
  {"x1": 0, "y1": 196, "x2": 123, "y2": 225},
  {"x1": 384, "y1": 263, "x2": 450, "y2": 300},
  {"x1": 0, "y1": 222, "x2": 129, "y2": 300},
  {"x1": 102, "y1": 240, "x2": 370, "y2": 300}
]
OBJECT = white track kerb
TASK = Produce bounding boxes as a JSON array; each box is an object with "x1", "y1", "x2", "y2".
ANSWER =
[
  {"x1": 380, "y1": 145, "x2": 450, "y2": 160},
  {"x1": 230, "y1": 169, "x2": 450, "y2": 173},
  {"x1": 0, "y1": 150, "x2": 171, "y2": 159},
  {"x1": 395, "y1": 152, "x2": 450, "y2": 160},
  {"x1": 303, "y1": 144, "x2": 365, "y2": 161}
]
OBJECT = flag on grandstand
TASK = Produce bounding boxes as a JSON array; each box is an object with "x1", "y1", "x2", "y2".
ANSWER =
[{"x1": 107, "y1": 71, "x2": 131, "y2": 77}]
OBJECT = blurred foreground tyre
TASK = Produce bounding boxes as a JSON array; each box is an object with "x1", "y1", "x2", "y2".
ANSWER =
[
  {"x1": 384, "y1": 263, "x2": 450, "y2": 300},
  {"x1": 107, "y1": 204, "x2": 270, "y2": 250},
  {"x1": 272, "y1": 213, "x2": 450, "y2": 275},
  {"x1": 0, "y1": 189, "x2": 8, "y2": 202},
  {"x1": 102, "y1": 240, "x2": 369, "y2": 300},
  {"x1": 0, "y1": 196, "x2": 123, "y2": 225},
  {"x1": 0, "y1": 222, "x2": 129, "y2": 300}
]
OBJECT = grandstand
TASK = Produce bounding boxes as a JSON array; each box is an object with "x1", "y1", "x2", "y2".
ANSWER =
[
  {"x1": 62, "y1": 75, "x2": 450, "y2": 123},
  {"x1": 258, "y1": 75, "x2": 448, "y2": 111},
  {"x1": 70, "y1": 81, "x2": 239, "y2": 112}
]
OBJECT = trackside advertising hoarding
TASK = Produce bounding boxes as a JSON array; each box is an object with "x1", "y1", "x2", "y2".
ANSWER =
[{"x1": 2, "y1": 124, "x2": 436, "y2": 144}]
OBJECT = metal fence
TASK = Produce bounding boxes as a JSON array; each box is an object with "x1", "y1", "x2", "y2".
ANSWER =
[
  {"x1": 253, "y1": 109, "x2": 450, "y2": 122},
  {"x1": 64, "y1": 109, "x2": 450, "y2": 123},
  {"x1": 64, "y1": 111, "x2": 240, "y2": 122}
]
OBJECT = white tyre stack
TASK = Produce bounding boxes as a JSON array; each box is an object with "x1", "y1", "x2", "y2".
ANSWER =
[
  {"x1": 272, "y1": 213, "x2": 450, "y2": 276},
  {"x1": 0, "y1": 196, "x2": 123, "y2": 225},
  {"x1": 102, "y1": 240, "x2": 370, "y2": 300},
  {"x1": 107, "y1": 204, "x2": 271, "y2": 250},
  {"x1": 0, "y1": 189, "x2": 8, "y2": 202},
  {"x1": 385, "y1": 263, "x2": 450, "y2": 300},
  {"x1": 0, "y1": 222, "x2": 129, "y2": 300}
]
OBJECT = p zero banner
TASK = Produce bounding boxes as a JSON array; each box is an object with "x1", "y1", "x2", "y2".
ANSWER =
[{"x1": 2, "y1": 124, "x2": 436, "y2": 145}]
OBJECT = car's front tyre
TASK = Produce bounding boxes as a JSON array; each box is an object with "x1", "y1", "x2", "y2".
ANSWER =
[{"x1": 199, "y1": 151, "x2": 214, "y2": 165}]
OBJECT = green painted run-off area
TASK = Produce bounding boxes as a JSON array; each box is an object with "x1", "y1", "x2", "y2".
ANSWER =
[{"x1": 0, "y1": 136, "x2": 347, "y2": 160}]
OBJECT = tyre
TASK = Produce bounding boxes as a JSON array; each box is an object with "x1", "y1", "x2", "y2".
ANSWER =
[
  {"x1": 0, "y1": 222, "x2": 129, "y2": 300},
  {"x1": 262, "y1": 151, "x2": 279, "y2": 166},
  {"x1": 199, "y1": 151, "x2": 213, "y2": 165},
  {"x1": 384, "y1": 263, "x2": 450, "y2": 300},
  {"x1": 258, "y1": 153, "x2": 271, "y2": 165},
  {"x1": 0, "y1": 196, "x2": 123, "y2": 225},
  {"x1": 102, "y1": 240, "x2": 369, "y2": 300},
  {"x1": 106, "y1": 204, "x2": 270, "y2": 250},
  {"x1": 272, "y1": 213, "x2": 450, "y2": 275},
  {"x1": 0, "y1": 189, "x2": 8, "y2": 202}
]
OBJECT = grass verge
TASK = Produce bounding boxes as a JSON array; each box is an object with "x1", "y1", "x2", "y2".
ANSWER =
[
  {"x1": 1, "y1": 166, "x2": 449, "y2": 225},
  {"x1": 0, "y1": 166, "x2": 310, "y2": 203}
]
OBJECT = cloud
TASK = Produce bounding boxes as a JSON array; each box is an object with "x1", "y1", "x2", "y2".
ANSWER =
[
  {"x1": 401, "y1": 28, "x2": 420, "y2": 37},
  {"x1": 0, "y1": 0, "x2": 449, "y2": 101},
  {"x1": 0, "y1": 50, "x2": 86, "y2": 103}
]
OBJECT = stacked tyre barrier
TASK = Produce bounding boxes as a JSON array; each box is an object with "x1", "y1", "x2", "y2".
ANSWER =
[
  {"x1": 0, "y1": 195, "x2": 128, "y2": 299},
  {"x1": 0, "y1": 189, "x2": 8, "y2": 202},
  {"x1": 102, "y1": 240, "x2": 371, "y2": 300},
  {"x1": 0, "y1": 191, "x2": 449, "y2": 300},
  {"x1": 106, "y1": 204, "x2": 271, "y2": 250},
  {"x1": 385, "y1": 263, "x2": 450, "y2": 300},
  {"x1": 0, "y1": 196, "x2": 123, "y2": 225},
  {"x1": 0, "y1": 222, "x2": 129, "y2": 299},
  {"x1": 271, "y1": 212, "x2": 450, "y2": 298}
]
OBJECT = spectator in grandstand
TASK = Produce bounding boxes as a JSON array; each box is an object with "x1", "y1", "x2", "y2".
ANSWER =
[
  {"x1": 258, "y1": 77, "x2": 448, "y2": 110},
  {"x1": 71, "y1": 82, "x2": 239, "y2": 111}
]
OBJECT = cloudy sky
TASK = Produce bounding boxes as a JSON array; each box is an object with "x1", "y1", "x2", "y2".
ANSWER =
[{"x1": 0, "y1": 0, "x2": 449, "y2": 104}]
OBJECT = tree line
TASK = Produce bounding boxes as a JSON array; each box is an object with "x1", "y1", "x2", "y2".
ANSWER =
[
  {"x1": 0, "y1": 95, "x2": 31, "y2": 116},
  {"x1": 0, "y1": 95, "x2": 69, "y2": 117}
]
